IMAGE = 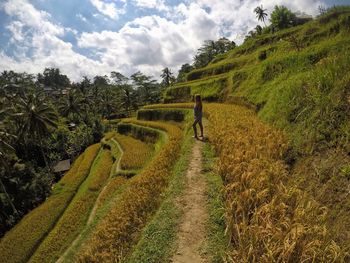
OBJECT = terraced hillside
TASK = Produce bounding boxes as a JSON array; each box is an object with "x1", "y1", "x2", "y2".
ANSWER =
[
  {"x1": 0, "y1": 7, "x2": 349, "y2": 263},
  {"x1": 163, "y1": 7, "x2": 350, "y2": 262},
  {"x1": 0, "y1": 108, "x2": 197, "y2": 263}
]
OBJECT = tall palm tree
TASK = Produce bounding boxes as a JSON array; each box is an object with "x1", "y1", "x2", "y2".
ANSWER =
[
  {"x1": 16, "y1": 92, "x2": 58, "y2": 167},
  {"x1": 254, "y1": 5, "x2": 268, "y2": 26},
  {"x1": 0, "y1": 106, "x2": 18, "y2": 215},
  {"x1": 58, "y1": 89, "x2": 82, "y2": 119}
]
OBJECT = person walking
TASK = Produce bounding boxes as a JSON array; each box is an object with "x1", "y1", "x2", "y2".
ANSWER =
[{"x1": 193, "y1": 94, "x2": 204, "y2": 140}]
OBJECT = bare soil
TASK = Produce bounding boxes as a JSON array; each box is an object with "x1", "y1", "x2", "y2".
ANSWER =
[{"x1": 171, "y1": 139, "x2": 208, "y2": 263}]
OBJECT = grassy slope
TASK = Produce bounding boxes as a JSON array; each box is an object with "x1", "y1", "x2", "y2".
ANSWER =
[{"x1": 164, "y1": 7, "x2": 350, "y2": 251}]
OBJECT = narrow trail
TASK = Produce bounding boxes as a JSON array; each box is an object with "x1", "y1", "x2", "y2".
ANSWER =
[
  {"x1": 171, "y1": 139, "x2": 208, "y2": 263},
  {"x1": 56, "y1": 139, "x2": 124, "y2": 263}
]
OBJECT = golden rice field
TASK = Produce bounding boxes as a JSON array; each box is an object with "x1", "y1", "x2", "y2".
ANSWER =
[
  {"x1": 145, "y1": 103, "x2": 346, "y2": 262},
  {"x1": 28, "y1": 149, "x2": 113, "y2": 263},
  {"x1": 113, "y1": 133, "x2": 154, "y2": 171},
  {"x1": 76, "y1": 119, "x2": 183, "y2": 262},
  {"x1": 1, "y1": 102, "x2": 345, "y2": 263},
  {"x1": 0, "y1": 144, "x2": 101, "y2": 263}
]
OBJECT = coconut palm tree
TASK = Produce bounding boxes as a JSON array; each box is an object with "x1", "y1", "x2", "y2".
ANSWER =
[
  {"x1": 0, "y1": 106, "x2": 18, "y2": 215},
  {"x1": 254, "y1": 5, "x2": 268, "y2": 26},
  {"x1": 16, "y1": 92, "x2": 58, "y2": 167},
  {"x1": 58, "y1": 89, "x2": 82, "y2": 119}
]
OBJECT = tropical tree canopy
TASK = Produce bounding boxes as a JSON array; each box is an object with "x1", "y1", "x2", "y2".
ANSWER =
[
  {"x1": 270, "y1": 5, "x2": 297, "y2": 30},
  {"x1": 176, "y1": 63, "x2": 193, "y2": 83},
  {"x1": 193, "y1": 38, "x2": 236, "y2": 68}
]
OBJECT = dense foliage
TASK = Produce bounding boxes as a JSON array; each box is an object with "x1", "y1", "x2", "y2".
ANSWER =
[{"x1": 0, "y1": 68, "x2": 164, "y2": 236}]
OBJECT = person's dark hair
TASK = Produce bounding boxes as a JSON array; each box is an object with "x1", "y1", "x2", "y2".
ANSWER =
[{"x1": 195, "y1": 94, "x2": 202, "y2": 110}]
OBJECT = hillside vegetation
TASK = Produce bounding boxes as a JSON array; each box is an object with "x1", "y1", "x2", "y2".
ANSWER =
[
  {"x1": 166, "y1": 7, "x2": 350, "y2": 153},
  {"x1": 163, "y1": 6, "x2": 350, "y2": 261},
  {"x1": 1, "y1": 6, "x2": 349, "y2": 263}
]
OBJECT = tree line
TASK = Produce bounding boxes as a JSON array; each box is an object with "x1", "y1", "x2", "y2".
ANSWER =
[{"x1": 0, "y1": 68, "x2": 168, "y2": 236}]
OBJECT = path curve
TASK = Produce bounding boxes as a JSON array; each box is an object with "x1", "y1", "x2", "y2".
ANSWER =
[{"x1": 171, "y1": 139, "x2": 208, "y2": 263}]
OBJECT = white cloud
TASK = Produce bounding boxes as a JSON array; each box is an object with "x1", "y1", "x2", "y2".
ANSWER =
[
  {"x1": 76, "y1": 13, "x2": 88, "y2": 23},
  {"x1": 77, "y1": 10, "x2": 220, "y2": 77},
  {"x1": 132, "y1": 0, "x2": 169, "y2": 12},
  {"x1": 90, "y1": 0, "x2": 126, "y2": 20},
  {"x1": 6, "y1": 21, "x2": 25, "y2": 42},
  {"x1": 2, "y1": 0, "x2": 64, "y2": 36},
  {"x1": 1, "y1": 0, "x2": 326, "y2": 81},
  {"x1": 192, "y1": 0, "x2": 324, "y2": 43},
  {"x1": 0, "y1": 0, "x2": 108, "y2": 80}
]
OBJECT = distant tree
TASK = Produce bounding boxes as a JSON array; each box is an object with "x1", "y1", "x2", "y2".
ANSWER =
[
  {"x1": 131, "y1": 71, "x2": 161, "y2": 105},
  {"x1": 111, "y1": 71, "x2": 136, "y2": 115},
  {"x1": 16, "y1": 92, "x2": 58, "y2": 167},
  {"x1": 270, "y1": 5, "x2": 297, "y2": 30},
  {"x1": 176, "y1": 63, "x2": 193, "y2": 83},
  {"x1": 0, "y1": 106, "x2": 18, "y2": 216},
  {"x1": 160, "y1": 67, "x2": 175, "y2": 87},
  {"x1": 92, "y1": 75, "x2": 110, "y2": 114},
  {"x1": 254, "y1": 5, "x2": 268, "y2": 26},
  {"x1": 193, "y1": 38, "x2": 236, "y2": 69},
  {"x1": 37, "y1": 68, "x2": 70, "y2": 90},
  {"x1": 318, "y1": 5, "x2": 327, "y2": 16},
  {"x1": 255, "y1": 25, "x2": 263, "y2": 35},
  {"x1": 58, "y1": 89, "x2": 82, "y2": 118},
  {"x1": 1, "y1": 71, "x2": 35, "y2": 88},
  {"x1": 215, "y1": 37, "x2": 236, "y2": 54},
  {"x1": 75, "y1": 76, "x2": 93, "y2": 124},
  {"x1": 93, "y1": 75, "x2": 109, "y2": 97}
]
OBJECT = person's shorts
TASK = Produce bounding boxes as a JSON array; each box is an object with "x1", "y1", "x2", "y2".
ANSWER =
[{"x1": 194, "y1": 113, "x2": 202, "y2": 122}]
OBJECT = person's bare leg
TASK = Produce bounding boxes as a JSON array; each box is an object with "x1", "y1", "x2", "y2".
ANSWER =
[
  {"x1": 198, "y1": 121, "x2": 203, "y2": 137},
  {"x1": 193, "y1": 120, "x2": 198, "y2": 138}
]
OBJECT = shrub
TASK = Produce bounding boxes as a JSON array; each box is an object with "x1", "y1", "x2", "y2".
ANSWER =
[
  {"x1": 0, "y1": 144, "x2": 100, "y2": 263},
  {"x1": 258, "y1": 50, "x2": 267, "y2": 61},
  {"x1": 187, "y1": 63, "x2": 235, "y2": 81},
  {"x1": 137, "y1": 109, "x2": 186, "y2": 122},
  {"x1": 117, "y1": 123, "x2": 159, "y2": 143},
  {"x1": 164, "y1": 86, "x2": 191, "y2": 103}
]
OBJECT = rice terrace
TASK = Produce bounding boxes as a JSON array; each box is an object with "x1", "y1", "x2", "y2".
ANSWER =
[{"x1": 0, "y1": 1, "x2": 350, "y2": 263}]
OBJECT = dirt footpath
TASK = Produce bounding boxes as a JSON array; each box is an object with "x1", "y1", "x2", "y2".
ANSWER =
[{"x1": 171, "y1": 139, "x2": 208, "y2": 263}]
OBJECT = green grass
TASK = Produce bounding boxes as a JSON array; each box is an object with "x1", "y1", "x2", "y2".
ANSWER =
[
  {"x1": 117, "y1": 122, "x2": 160, "y2": 143},
  {"x1": 137, "y1": 108, "x2": 187, "y2": 122},
  {"x1": 126, "y1": 124, "x2": 194, "y2": 263},
  {"x1": 165, "y1": 75, "x2": 229, "y2": 102},
  {"x1": 127, "y1": 118, "x2": 228, "y2": 263},
  {"x1": 201, "y1": 141, "x2": 228, "y2": 263}
]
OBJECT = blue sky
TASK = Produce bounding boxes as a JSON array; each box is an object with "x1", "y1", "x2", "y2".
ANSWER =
[{"x1": 0, "y1": 0, "x2": 348, "y2": 81}]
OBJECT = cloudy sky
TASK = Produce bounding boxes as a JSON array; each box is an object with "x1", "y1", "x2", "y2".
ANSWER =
[{"x1": 0, "y1": 0, "x2": 348, "y2": 81}]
